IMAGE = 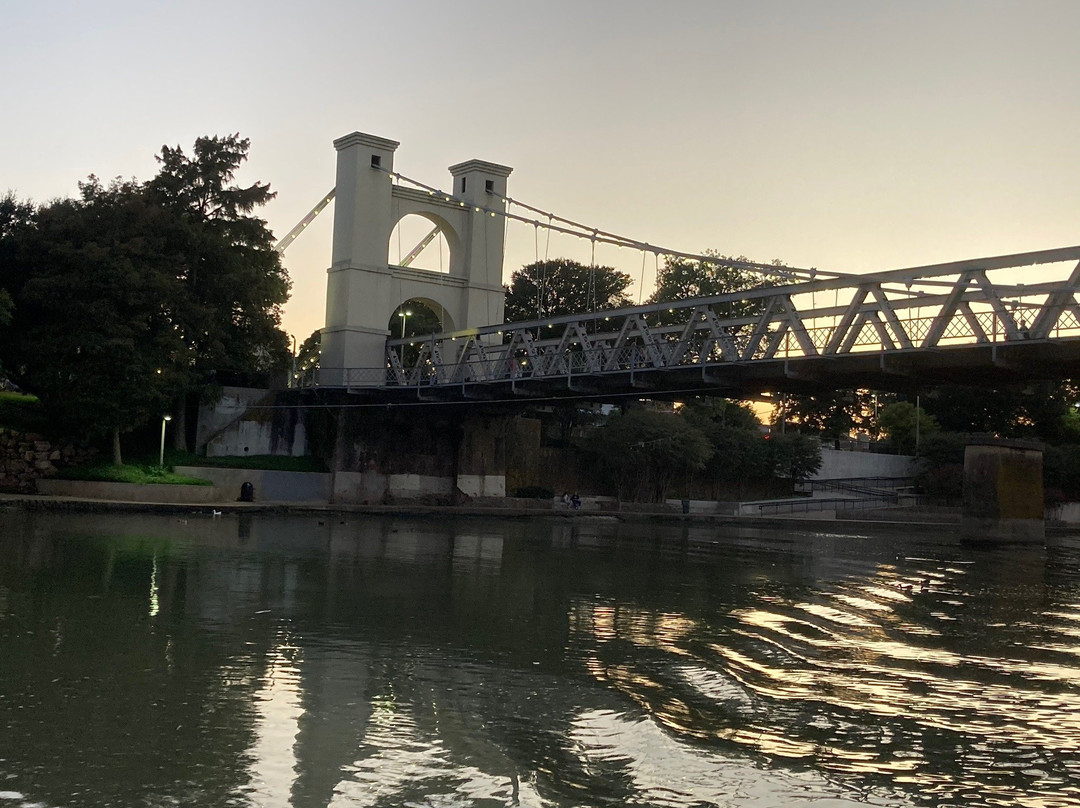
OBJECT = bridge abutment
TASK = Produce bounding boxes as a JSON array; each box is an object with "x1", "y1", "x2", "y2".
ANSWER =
[{"x1": 961, "y1": 437, "x2": 1044, "y2": 543}]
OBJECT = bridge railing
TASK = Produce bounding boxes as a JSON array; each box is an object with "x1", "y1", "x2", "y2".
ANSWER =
[
  {"x1": 377, "y1": 305, "x2": 1080, "y2": 389},
  {"x1": 303, "y1": 246, "x2": 1080, "y2": 390}
]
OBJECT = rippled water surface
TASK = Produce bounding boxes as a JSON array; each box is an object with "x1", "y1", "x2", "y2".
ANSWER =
[{"x1": 2, "y1": 510, "x2": 1080, "y2": 807}]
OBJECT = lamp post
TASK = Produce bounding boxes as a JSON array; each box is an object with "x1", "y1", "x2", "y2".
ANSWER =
[
  {"x1": 290, "y1": 334, "x2": 297, "y2": 388},
  {"x1": 397, "y1": 310, "x2": 412, "y2": 362},
  {"x1": 159, "y1": 415, "x2": 172, "y2": 468}
]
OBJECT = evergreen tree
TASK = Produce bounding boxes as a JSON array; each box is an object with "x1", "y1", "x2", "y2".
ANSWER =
[{"x1": 147, "y1": 134, "x2": 291, "y2": 381}]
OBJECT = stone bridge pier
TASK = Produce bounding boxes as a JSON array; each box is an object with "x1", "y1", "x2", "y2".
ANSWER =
[
  {"x1": 961, "y1": 437, "x2": 1044, "y2": 543},
  {"x1": 315, "y1": 403, "x2": 509, "y2": 504}
]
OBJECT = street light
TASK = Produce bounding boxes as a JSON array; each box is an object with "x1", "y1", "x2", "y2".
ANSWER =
[
  {"x1": 159, "y1": 415, "x2": 172, "y2": 468},
  {"x1": 289, "y1": 334, "x2": 297, "y2": 388},
  {"x1": 397, "y1": 310, "x2": 412, "y2": 363}
]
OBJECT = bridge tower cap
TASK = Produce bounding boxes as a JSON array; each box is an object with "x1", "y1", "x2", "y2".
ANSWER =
[
  {"x1": 333, "y1": 131, "x2": 400, "y2": 152},
  {"x1": 448, "y1": 159, "x2": 513, "y2": 178}
]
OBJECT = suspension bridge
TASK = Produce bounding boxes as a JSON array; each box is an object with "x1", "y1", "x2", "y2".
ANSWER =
[{"x1": 293, "y1": 131, "x2": 1080, "y2": 404}]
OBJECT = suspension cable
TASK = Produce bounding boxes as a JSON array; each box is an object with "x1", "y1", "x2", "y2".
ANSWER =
[
  {"x1": 376, "y1": 166, "x2": 998, "y2": 297},
  {"x1": 381, "y1": 167, "x2": 821, "y2": 283},
  {"x1": 639, "y1": 250, "x2": 647, "y2": 304}
]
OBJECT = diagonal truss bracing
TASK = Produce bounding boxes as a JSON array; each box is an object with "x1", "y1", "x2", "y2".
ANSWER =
[{"x1": 313, "y1": 246, "x2": 1080, "y2": 392}]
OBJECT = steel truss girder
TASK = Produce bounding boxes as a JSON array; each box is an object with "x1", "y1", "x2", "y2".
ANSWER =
[{"x1": 372, "y1": 247, "x2": 1080, "y2": 390}]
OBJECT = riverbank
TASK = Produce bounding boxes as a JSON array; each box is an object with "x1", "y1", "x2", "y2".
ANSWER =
[{"x1": 0, "y1": 490, "x2": 978, "y2": 536}]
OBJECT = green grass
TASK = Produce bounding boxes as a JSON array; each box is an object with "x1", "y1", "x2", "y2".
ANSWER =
[
  {"x1": 57, "y1": 463, "x2": 213, "y2": 486},
  {"x1": 162, "y1": 450, "x2": 328, "y2": 473},
  {"x1": 0, "y1": 392, "x2": 50, "y2": 433}
]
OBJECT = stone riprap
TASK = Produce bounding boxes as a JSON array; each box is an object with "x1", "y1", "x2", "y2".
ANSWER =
[{"x1": 0, "y1": 428, "x2": 95, "y2": 493}]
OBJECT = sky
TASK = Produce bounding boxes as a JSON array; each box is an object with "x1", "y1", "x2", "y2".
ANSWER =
[{"x1": 2, "y1": 0, "x2": 1078, "y2": 344}]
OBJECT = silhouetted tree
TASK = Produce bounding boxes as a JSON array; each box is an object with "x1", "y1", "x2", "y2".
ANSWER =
[
  {"x1": 582, "y1": 408, "x2": 711, "y2": 502},
  {"x1": 878, "y1": 401, "x2": 938, "y2": 456},
  {"x1": 646, "y1": 250, "x2": 782, "y2": 321},
  {"x1": 921, "y1": 382, "x2": 1080, "y2": 445},
  {"x1": 774, "y1": 390, "x2": 870, "y2": 443},
  {"x1": 0, "y1": 135, "x2": 292, "y2": 461},
  {"x1": 146, "y1": 133, "x2": 291, "y2": 382},
  {"x1": 503, "y1": 259, "x2": 632, "y2": 323},
  {"x1": 295, "y1": 329, "x2": 321, "y2": 383},
  {"x1": 2, "y1": 178, "x2": 188, "y2": 463},
  {"x1": 769, "y1": 433, "x2": 822, "y2": 480}
]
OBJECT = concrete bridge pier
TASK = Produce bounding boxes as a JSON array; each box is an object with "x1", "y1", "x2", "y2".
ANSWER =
[
  {"x1": 454, "y1": 415, "x2": 507, "y2": 498},
  {"x1": 961, "y1": 437, "x2": 1044, "y2": 543},
  {"x1": 321, "y1": 405, "x2": 509, "y2": 504}
]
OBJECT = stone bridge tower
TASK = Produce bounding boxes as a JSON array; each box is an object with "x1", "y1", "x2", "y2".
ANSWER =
[{"x1": 320, "y1": 131, "x2": 512, "y2": 386}]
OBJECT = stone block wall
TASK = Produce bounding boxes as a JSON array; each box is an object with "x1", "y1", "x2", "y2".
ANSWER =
[{"x1": 0, "y1": 428, "x2": 96, "y2": 493}]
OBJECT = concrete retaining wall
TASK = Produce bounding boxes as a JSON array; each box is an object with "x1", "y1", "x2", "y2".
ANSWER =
[
  {"x1": 195, "y1": 387, "x2": 268, "y2": 450},
  {"x1": 37, "y1": 479, "x2": 227, "y2": 503},
  {"x1": 813, "y1": 448, "x2": 916, "y2": 480},
  {"x1": 663, "y1": 498, "x2": 737, "y2": 515},
  {"x1": 1049, "y1": 502, "x2": 1080, "y2": 524},
  {"x1": 174, "y1": 466, "x2": 332, "y2": 503},
  {"x1": 196, "y1": 387, "x2": 308, "y2": 458}
]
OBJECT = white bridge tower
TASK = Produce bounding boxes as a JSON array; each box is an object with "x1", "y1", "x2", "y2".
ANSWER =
[{"x1": 320, "y1": 131, "x2": 512, "y2": 386}]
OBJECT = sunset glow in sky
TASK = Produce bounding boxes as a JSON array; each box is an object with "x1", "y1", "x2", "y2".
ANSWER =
[{"x1": 2, "y1": 0, "x2": 1077, "y2": 343}]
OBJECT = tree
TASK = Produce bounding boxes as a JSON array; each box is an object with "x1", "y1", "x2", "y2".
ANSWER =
[
  {"x1": 148, "y1": 134, "x2": 291, "y2": 449},
  {"x1": 503, "y1": 259, "x2": 632, "y2": 323},
  {"x1": 680, "y1": 397, "x2": 762, "y2": 433},
  {"x1": 0, "y1": 193, "x2": 35, "y2": 364},
  {"x1": 0, "y1": 194, "x2": 29, "y2": 384},
  {"x1": 878, "y1": 401, "x2": 938, "y2": 455},
  {"x1": 581, "y1": 408, "x2": 711, "y2": 502},
  {"x1": 768, "y1": 433, "x2": 822, "y2": 480},
  {"x1": 646, "y1": 250, "x2": 781, "y2": 318},
  {"x1": 0, "y1": 135, "x2": 292, "y2": 461},
  {"x1": 681, "y1": 400, "x2": 776, "y2": 492},
  {"x1": 295, "y1": 329, "x2": 321, "y2": 384},
  {"x1": 2, "y1": 178, "x2": 188, "y2": 463},
  {"x1": 390, "y1": 300, "x2": 442, "y2": 338},
  {"x1": 921, "y1": 382, "x2": 1080, "y2": 445},
  {"x1": 774, "y1": 390, "x2": 870, "y2": 443},
  {"x1": 146, "y1": 134, "x2": 291, "y2": 383},
  {"x1": 915, "y1": 431, "x2": 968, "y2": 502},
  {"x1": 1044, "y1": 443, "x2": 1080, "y2": 503}
]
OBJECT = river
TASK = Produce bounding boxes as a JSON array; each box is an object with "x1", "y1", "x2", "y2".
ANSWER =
[{"x1": 1, "y1": 508, "x2": 1079, "y2": 807}]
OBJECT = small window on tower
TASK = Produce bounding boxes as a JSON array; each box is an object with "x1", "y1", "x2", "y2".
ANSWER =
[
  {"x1": 370, "y1": 154, "x2": 381, "y2": 168},
  {"x1": 461, "y1": 177, "x2": 467, "y2": 193},
  {"x1": 485, "y1": 180, "x2": 494, "y2": 193}
]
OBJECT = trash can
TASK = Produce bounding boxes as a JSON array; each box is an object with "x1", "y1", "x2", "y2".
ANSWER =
[
  {"x1": 681, "y1": 499, "x2": 690, "y2": 514},
  {"x1": 239, "y1": 481, "x2": 255, "y2": 502}
]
